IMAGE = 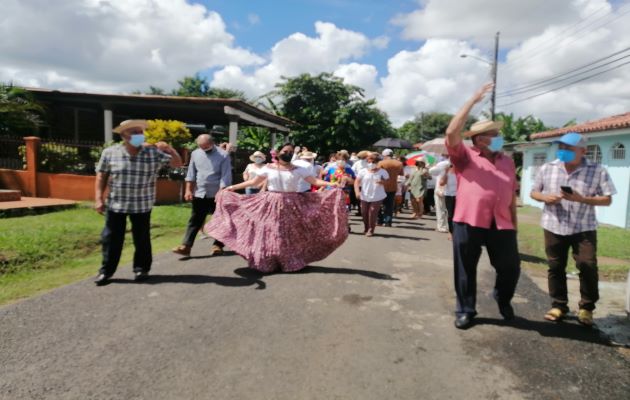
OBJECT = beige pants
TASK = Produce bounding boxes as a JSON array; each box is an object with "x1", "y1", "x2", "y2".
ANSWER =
[{"x1": 434, "y1": 192, "x2": 448, "y2": 232}]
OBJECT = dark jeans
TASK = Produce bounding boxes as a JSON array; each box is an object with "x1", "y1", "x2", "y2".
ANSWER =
[
  {"x1": 544, "y1": 229, "x2": 598, "y2": 311},
  {"x1": 452, "y1": 222, "x2": 521, "y2": 317},
  {"x1": 100, "y1": 210, "x2": 152, "y2": 276},
  {"x1": 445, "y1": 196, "x2": 456, "y2": 233},
  {"x1": 424, "y1": 188, "x2": 435, "y2": 213},
  {"x1": 245, "y1": 187, "x2": 260, "y2": 195},
  {"x1": 182, "y1": 197, "x2": 225, "y2": 248},
  {"x1": 378, "y1": 191, "x2": 396, "y2": 225}
]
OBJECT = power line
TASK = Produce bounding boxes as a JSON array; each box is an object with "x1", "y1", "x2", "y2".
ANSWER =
[
  {"x1": 507, "y1": 4, "x2": 611, "y2": 64},
  {"x1": 497, "y1": 46, "x2": 630, "y2": 97},
  {"x1": 497, "y1": 59, "x2": 630, "y2": 107},
  {"x1": 503, "y1": 2, "x2": 630, "y2": 72}
]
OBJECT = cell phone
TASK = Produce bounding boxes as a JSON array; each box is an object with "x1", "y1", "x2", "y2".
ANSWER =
[{"x1": 560, "y1": 185, "x2": 573, "y2": 194}]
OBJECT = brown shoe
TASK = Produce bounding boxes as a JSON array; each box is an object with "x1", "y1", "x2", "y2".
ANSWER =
[
  {"x1": 211, "y1": 244, "x2": 224, "y2": 256},
  {"x1": 172, "y1": 245, "x2": 191, "y2": 257}
]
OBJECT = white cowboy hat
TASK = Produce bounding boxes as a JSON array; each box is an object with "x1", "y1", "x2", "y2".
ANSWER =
[
  {"x1": 113, "y1": 119, "x2": 148, "y2": 134},
  {"x1": 299, "y1": 151, "x2": 318, "y2": 160}
]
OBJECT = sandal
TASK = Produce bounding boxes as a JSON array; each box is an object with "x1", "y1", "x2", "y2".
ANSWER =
[
  {"x1": 577, "y1": 309, "x2": 594, "y2": 326},
  {"x1": 544, "y1": 307, "x2": 567, "y2": 322}
]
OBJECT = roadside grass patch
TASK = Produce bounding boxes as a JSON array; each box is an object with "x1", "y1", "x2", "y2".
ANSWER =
[
  {"x1": 517, "y1": 206, "x2": 630, "y2": 281},
  {"x1": 0, "y1": 203, "x2": 191, "y2": 305}
]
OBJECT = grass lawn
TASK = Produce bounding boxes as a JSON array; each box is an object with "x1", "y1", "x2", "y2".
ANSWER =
[
  {"x1": 517, "y1": 206, "x2": 630, "y2": 281},
  {"x1": 0, "y1": 203, "x2": 191, "y2": 305}
]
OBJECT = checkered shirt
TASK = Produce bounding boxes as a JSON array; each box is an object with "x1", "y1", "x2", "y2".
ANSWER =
[
  {"x1": 532, "y1": 158, "x2": 616, "y2": 235},
  {"x1": 96, "y1": 144, "x2": 171, "y2": 213}
]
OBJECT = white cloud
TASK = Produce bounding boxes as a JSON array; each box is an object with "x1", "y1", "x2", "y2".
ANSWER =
[
  {"x1": 211, "y1": 21, "x2": 379, "y2": 99},
  {"x1": 248, "y1": 13, "x2": 261, "y2": 25},
  {"x1": 333, "y1": 63, "x2": 379, "y2": 99},
  {"x1": 392, "y1": 0, "x2": 608, "y2": 47},
  {"x1": 0, "y1": 0, "x2": 263, "y2": 92}
]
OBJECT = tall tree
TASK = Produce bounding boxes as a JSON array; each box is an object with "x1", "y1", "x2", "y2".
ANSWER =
[
  {"x1": 494, "y1": 112, "x2": 550, "y2": 143},
  {"x1": 269, "y1": 73, "x2": 394, "y2": 155},
  {"x1": 397, "y1": 112, "x2": 476, "y2": 143},
  {"x1": 137, "y1": 75, "x2": 246, "y2": 99},
  {"x1": 0, "y1": 83, "x2": 45, "y2": 136}
]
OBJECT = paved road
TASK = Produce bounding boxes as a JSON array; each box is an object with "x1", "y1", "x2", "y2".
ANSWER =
[{"x1": 1, "y1": 214, "x2": 628, "y2": 400}]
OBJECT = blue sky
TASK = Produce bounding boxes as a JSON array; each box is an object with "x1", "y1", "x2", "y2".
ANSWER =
[
  {"x1": 197, "y1": 0, "x2": 422, "y2": 77},
  {"x1": 2, "y1": 0, "x2": 629, "y2": 126}
]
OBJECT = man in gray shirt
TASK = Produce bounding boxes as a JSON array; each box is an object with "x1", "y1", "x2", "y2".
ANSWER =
[{"x1": 173, "y1": 134, "x2": 232, "y2": 257}]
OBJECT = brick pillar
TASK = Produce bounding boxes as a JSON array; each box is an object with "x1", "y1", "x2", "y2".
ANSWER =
[{"x1": 24, "y1": 136, "x2": 40, "y2": 197}]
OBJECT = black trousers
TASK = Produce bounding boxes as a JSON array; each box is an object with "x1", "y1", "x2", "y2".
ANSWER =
[
  {"x1": 182, "y1": 197, "x2": 224, "y2": 248},
  {"x1": 544, "y1": 229, "x2": 598, "y2": 311},
  {"x1": 100, "y1": 210, "x2": 152, "y2": 276},
  {"x1": 445, "y1": 196, "x2": 456, "y2": 233},
  {"x1": 452, "y1": 222, "x2": 521, "y2": 317},
  {"x1": 424, "y1": 188, "x2": 435, "y2": 213}
]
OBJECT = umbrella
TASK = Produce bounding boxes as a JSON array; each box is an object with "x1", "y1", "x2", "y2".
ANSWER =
[
  {"x1": 405, "y1": 151, "x2": 436, "y2": 166},
  {"x1": 420, "y1": 138, "x2": 472, "y2": 154},
  {"x1": 373, "y1": 137, "x2": 413, "y2": 149}
]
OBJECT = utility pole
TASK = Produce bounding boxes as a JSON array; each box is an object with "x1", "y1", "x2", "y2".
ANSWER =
[{"x1": 490, "y1": 31, "x2": 500, "y2": 120}]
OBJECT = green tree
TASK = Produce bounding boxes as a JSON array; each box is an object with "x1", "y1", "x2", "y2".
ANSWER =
[
  {"x1": 0, "y1": 83, "x2": 45, "y2": 136},
  {"x1": 268, "y1": 73, "x2": 393, "y2": 155},
  {"x1": 238, "y1": 126, "x2": 272, "y2": 152},
  {"x1": 397, "y1": 112, "x2": 476, "y2": 143},
  {"x1": 136, "y1": 75, "x2": 246, "y2": 99},
  {"x1": 495, "y1": 112, "x2": 550, "y2": 143}
]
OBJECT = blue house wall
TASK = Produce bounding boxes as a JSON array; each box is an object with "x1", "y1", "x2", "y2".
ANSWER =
[{"x1": 520, "y1": 129, "x2": 630, "y2": 229}]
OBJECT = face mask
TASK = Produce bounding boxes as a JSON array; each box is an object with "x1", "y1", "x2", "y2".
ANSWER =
[
  {"x1": 556, "y1": 149, "x2": 576, "y2": 163},
  {"x1": 366, "y1": 162, "x2": 376, "y2": 169},
  {"x1": 337, "y1": 161, "x2": 346, "y2": 168},
  {"x1": 279, "y1": 152, "x2": 293, "y2": 162},
  {"x1": 129, "y1": 134, "x2": 145, "y2": 147},
  {"x1": 253, "y1": 157, "x2": 264, "y2": 164},
  {"x1": 203, "y1": 146, "x2": 214, "y2": 153},
  {"x1": 487, "y1": 136, "x2": 504, "y2": 152}
]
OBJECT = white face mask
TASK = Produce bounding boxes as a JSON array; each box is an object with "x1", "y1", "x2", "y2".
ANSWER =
[
  {"x1": 337, "y1": 161, "x2": 346, "y2": 168},
  {"x1": 253, "y1": 157, "x2": 264, "y2": 164},
  {"x1": 366, "y1": 162, "x2": 376, "y2": 169}
]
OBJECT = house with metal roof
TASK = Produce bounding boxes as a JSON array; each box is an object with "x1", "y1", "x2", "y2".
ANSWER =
[
  {"x1": 25, "y1": 88, "x2": 292, "y2": 146},
  {"x1": 516, "y1": 112, "x2": 630, "y2": 228}
]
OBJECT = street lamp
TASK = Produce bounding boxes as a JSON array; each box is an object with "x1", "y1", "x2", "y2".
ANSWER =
[{"x1": 459, "y1": 32, "x2": 500, "y2": 120}]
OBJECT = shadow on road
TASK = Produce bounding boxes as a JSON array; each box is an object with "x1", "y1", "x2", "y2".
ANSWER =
[
  {"x1": 377, "y1": 233, "x2": 429, "y2": 241},
  {"x1": 232, "y1": 266, "x2": 398, "y2": 281},
  {"x1": 109, "y1": 274, "x2": 266, "y2": 290},
  {"x1": 474, "y1": 316, "x2": 611, "y2": 346},
  {"x1": 174, "y1": 251, "x2": 238, "y2": 261}
]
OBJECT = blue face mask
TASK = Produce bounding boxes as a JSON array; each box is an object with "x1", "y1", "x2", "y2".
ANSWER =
[
  {"x1": 556, "y1": 149, "x2": 576, "y2": 163},
  {"x1": 487, "y1": 136, "x2": 504, "y2": 152},
  {"x1": 129, "y1": 134, "x2": 145, "y2": 147}
]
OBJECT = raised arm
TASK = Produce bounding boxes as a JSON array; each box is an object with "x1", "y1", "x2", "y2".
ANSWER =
[{"x1": 445, "y1": 83, "x2": 494, "y2": 148}]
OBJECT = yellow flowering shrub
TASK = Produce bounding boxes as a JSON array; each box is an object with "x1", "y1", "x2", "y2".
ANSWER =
[{"x1": 144, "y1": 119, "x2": 192, "y2": 148}]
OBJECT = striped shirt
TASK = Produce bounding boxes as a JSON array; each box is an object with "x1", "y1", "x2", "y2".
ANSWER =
[
  {"x1": 532, "y1": 158, "x2": 616, "y2": 235},
  {"x1": 97, "y1": 144, "x2": 171, "y2": 213}
]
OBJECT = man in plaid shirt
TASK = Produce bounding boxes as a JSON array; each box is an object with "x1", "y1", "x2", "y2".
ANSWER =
[
  {"x1": 94, "y1": 119, "x2": 182, "y2": 286},
  {"x1": 531, "y1": 132, "x2": 616, "y2": 326}
]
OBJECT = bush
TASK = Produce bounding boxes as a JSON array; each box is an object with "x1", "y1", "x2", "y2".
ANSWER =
[
  {"x1": 144, "y1": 119, "x2": 191, "y2": 148},
  {"x1": 19, "y1": 143, "x2": 88, "y2": 173}
]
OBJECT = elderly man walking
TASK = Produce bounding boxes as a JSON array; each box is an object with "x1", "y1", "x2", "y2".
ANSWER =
[
  {"x1": 94, "y1": 119, "x2": 182, "y2": 285},
  {"x1": 445, "y1": 83, "x2": 521, "y2": 329},
  {"x1": 377, "y1": 148, "x2": 403, "y2": 227},
  {"x1": 530, "y1": 132, "x2": 616, "y2": 326},
  {"x1": 172, "y1": 134, "x2": 232, "y2": 257}
]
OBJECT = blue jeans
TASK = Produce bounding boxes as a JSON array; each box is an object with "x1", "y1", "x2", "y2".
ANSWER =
[
  {"x1": 100, "y1": 210, "x2": 152, "y2": 276},
  {"x1": 245, "y1": 187, "x2": 260, "y2": 195},
  {"x1": 378, "y1": 191, "x2": 396, "y2": 225}
]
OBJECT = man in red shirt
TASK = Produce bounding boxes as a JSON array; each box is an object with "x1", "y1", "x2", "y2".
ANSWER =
[{"x1": 445, "y1": 83, "x2": 521, "y2": 329}]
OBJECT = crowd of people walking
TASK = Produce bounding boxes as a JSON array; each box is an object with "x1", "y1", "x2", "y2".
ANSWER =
[{"x1": 92, "y1": 82, "x2": 617, "y2": 331}]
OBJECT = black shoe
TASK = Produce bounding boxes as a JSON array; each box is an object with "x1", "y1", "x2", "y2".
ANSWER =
[
  {"x1": 94, "y1": 273, "x2": 111, "y2": 286},
  {"x1": 498, "y1": 303, "x2": 515, "y2": 320},
  {"x1": 454, "y1": 314, "x2": 474, "y2": 329},
  {"x1": 134, "y1": 271, "x2": 149, "y2": 282}
]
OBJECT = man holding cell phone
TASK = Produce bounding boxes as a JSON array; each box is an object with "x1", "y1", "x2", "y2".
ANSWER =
[{"x1": 530, "y1": 132, "x2": 616, "y2": 326}]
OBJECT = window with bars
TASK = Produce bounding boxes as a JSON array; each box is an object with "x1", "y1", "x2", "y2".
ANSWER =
[
  {"x1": 611, "y1": 143, "x2": 626, "y2": 160},
  {"x1": 531, "y1": 153, "x2": 547, "y2": 179},
  {"x1": 586, "y1": 144, "x2": 602, "y2": 164}
]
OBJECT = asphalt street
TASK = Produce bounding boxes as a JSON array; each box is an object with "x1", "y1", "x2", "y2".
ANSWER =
[{"x1": 1, "y1": 213, "x2": 628, "y2": 400}]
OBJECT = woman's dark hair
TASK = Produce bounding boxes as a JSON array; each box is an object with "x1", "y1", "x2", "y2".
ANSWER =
[
  {"x1": 278, "y1": 142, "x2": 294, "y2": 152},
  {"x1": 415, "y1": 159, "x2": 426, "y2": 167}
]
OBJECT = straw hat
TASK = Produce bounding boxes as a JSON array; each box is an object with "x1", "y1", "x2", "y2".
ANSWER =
[
  {"x1": 113, "y1": 119, "x2": 147, "y2": 134},
  {"x1": 249, "y1": 151, "x2": 266, "y2": 162},
  {"x1": 356, "y1": 150, "x2": 370, "y2": 159},
  {"x1": 299, "y1": 151, "x2": 318, "y2": 160},
  {"x1": 463, "y1": 120, "x2": 504, "y2": 138}
]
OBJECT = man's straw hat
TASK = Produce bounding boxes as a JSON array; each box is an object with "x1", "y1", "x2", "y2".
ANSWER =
[
  {"x1": 113, "y1": 119, "x2": 148, "y2": 134},
  {"x1": 463, "y1": 120, "x2": 504, "y2": 138}
]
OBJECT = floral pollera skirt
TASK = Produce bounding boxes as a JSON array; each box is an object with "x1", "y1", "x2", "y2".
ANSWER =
[{"x1": 204, "y1": 188, "x2": 348, "y2": 273}]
